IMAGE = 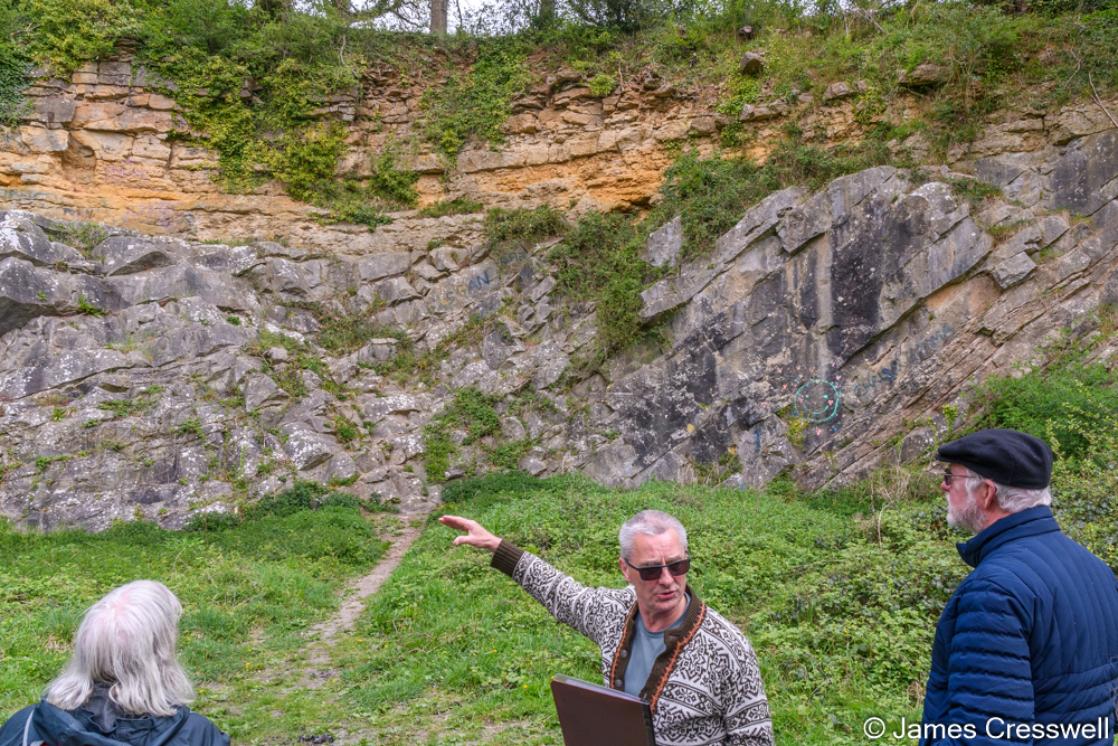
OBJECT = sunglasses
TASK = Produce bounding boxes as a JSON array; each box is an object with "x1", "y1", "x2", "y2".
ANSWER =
[
  {"x1": 943, "y1": 471, "x2": 979, "y2": 484},
  {"x1": 624, "y1": 557, "x2": 691, "y2": 581}
]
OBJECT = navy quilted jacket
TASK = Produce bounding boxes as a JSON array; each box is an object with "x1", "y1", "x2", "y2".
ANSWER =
[{"x1": 920, "y1": 506, "x2": 1118, "y2": 745}]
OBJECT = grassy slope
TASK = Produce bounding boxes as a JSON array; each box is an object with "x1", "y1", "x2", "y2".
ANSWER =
[
  {"x1": 336, "y1": 473, "x2": 963, "y2": 745},
  {"x1": 0, "y1": 501, "x2": 393, "y2": 743},
  {"x1": 1, "y1": 423, "x2": 1114, "y2": 744}
]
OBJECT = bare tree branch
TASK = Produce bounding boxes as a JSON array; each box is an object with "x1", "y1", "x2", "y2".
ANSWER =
[{"x1": 1088, "y1": 71, "x2": 1118, "y2": 131}]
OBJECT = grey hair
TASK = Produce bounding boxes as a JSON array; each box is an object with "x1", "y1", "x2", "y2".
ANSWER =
[
  {"x1": 619, "y1": 510, "x2": 688, "y2": 561},
  {"x1": 961, "y1": 468, "x2": 1052, "y2": 514},
  {"x1": 991, "y1": 482, "x2": 1052, "y2": 513},
  {"x1": 44, "y1": 580, "x2": 194, "y2": 716}
]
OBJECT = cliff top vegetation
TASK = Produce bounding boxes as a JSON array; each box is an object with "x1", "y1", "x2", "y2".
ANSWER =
[{"x1": 1, "y1": 0, "x2": 1115, "y2": 215}]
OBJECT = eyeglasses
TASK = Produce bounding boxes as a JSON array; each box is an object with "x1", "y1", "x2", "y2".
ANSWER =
[
  {"x1": 624, "y1": 557, "x2": 691, "y2": 581},
  {"x1": 943, "y1": 471, "x2": 979, "y2": 485}
]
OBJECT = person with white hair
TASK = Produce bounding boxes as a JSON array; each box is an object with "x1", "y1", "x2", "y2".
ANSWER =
[
  {"x1": 441, "y1": 509, "x2": 774, "y2": 745},
  {"x1": 0, "y1": 580, "x2": 229, "y2": 746}
]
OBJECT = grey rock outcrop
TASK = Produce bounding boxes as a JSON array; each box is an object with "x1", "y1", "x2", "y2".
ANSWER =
[
  {"x1": 589, "y1": 130, "x2": 1118, "y2": 491},
  {"x1": 3, "y1": 117, "x2": 1117, "y2": 530}
]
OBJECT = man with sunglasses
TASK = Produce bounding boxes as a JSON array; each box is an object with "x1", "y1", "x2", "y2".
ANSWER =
[
  {"x1": 919, "y1": 428, "x2": 1118, "y2": 745},
  {"x1": 441, "y1": 509, "x2": 773, "y2": 746}
]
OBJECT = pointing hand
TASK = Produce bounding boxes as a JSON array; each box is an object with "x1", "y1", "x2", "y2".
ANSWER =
[{"x1": 440, "y1": 514, "x2": 502, "y2": 553}]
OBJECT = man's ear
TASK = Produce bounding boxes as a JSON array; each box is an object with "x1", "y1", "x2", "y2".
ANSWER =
[
  {"x1": 618, "y1": 556, "x2": 628, "y2": 580},
  {"x1": 978, "y1": 480, "x2": 999, "y2": 511}
]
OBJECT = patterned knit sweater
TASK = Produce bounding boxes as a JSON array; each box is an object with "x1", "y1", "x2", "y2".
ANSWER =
[{"x1": 492, "y1": 541, "x2": 774, "y2": 746}]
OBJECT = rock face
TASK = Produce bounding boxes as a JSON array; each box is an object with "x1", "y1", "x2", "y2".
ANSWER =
[
  {"x1": 2, "y1": 98, "x2": 1117, "y2": 530},
  {"x1": 0, "y1": 53, "x2": 738, "y2": 247},
  {"x1": 0, "y1": 209, "x2": 525, "y2": 528}
]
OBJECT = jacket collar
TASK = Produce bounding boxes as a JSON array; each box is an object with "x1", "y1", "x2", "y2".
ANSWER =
[
  {"x1": 31, "y1": 698, "x2": 192, "y2": 746},
  {"x1": 957, "y1": 505, "x2": 1060, "y2": 568}
]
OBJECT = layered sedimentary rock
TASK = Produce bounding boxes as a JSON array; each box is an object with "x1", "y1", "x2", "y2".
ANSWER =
[
  {"x1": 2, "y1": 58, "x2": 1118, "y2": 527},
  {"x1": 1, "y1": 88, "x2": 1116, "y2": 528},
  {"x1": 0, "y1": 55, "x2": 730, "y2": 245}
]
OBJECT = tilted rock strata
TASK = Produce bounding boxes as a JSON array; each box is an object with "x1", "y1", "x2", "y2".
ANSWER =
[
  {"x1": 0, "y1": 208, "x2": 598, "y2": 528},
  {"x1": 590, "y1": 123, "x2": 1118, "y2": 490},
  {"x1": 1, "y1": 102, "x2": 1117, "y2": 528}
]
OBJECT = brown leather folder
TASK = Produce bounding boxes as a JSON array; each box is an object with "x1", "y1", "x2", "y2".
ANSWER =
[{"x1": 550, "y1": 674, "x2": 656, "y2": 746}]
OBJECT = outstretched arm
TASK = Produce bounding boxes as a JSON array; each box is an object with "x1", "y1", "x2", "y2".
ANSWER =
[
  {"x1": 439, "y1": 513, "x2": 630, "y2": 646},
  {"x1": 440, "y1": 514, "x2": 502, "y2": 552}
]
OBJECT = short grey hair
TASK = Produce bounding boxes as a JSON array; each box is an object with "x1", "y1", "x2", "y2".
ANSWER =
[
  {"x1": 619, "y1": 510, "x2": 688, "y2": 561},
  {"x1": 962, "y1": 468, "x2": 1052, "y2": 514},
  {"x1": 45, "y1": 580, "x2": 195, "y2": 716}
]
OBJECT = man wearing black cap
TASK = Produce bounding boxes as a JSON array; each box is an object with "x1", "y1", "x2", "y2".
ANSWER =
[{"x1": 919, "y1": 428, "x2": 1118, "y2": 745}]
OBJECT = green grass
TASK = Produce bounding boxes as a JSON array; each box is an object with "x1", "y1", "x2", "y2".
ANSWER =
[
  {"x1": 418, "y1": 197, "x2": 485, "y2": 218},
  {"x1": 4, "y1": 419, "x2": 1116, "y2": 744},
  {"x1": 0, "y1": 484, "x2": 392, "y2": 743},
  {"x1": 333, "y1": 473, "x2": 959, "y2": 744},
  {"x1": 5, "y1": 340, "x2": 1117, "y2": 745}
]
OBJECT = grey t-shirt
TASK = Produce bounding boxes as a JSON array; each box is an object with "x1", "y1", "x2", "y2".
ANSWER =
[{"x1": 623, "y1": 595, "x2": 690, "y2": 698}]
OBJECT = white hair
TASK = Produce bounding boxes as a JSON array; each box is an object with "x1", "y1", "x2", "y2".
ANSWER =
[
  {"x1": 961, "y1": 468, "x2": 1052, "y2": 514},
  {"x1": 619, "y1": 510, "x2": 688, "y2": 561},
  {"x1": 44, "y1": 580, "x2": 195, "y2": 716}
]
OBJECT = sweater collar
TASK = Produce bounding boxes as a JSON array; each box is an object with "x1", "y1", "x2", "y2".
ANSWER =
[
  {"x1": 608, "y1": 585, "x2": 707, "y2": 711},
  {"x1": 957, "y1": 505, "x2": 1060, "y2": 568}
]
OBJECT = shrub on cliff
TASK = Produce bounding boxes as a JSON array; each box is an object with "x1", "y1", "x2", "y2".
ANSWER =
[
  {"x1": 0, "y1": 10, "x2": 27, "y2": 125},
  {"x1": 970, "y1": 330, "x2": 1118, "y2": 567},
  {"x1": 421, "y1": 39, "x2": 532, "y2": 160}
]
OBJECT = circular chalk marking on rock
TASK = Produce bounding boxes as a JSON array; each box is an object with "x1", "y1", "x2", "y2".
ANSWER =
[{"x1": 793, "y1": 379, "x2": 842, "y2": 424}]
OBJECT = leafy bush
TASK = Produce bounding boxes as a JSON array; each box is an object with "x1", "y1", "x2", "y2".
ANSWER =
[
  {"x1": 1054, "y1": 9, "x2": 1118, "y2": 93},
  {"x1": 0, "y1": 4, "x2": 28, "y2": 126},
  {"x1": 549, "y1": 210, "x2": 655, "y2": 354},
  {"x1": 550, "y1": 211, "x2": 638, "y2": 300},
  {"x1": 421, "y1": 39, "x2": 531, "y2": 160},
  {"x1": 1050, "y1": 426, "x2": 1118, "y2": 569},
  {"x1": 484, "y1": 205, "x2": 567, "y2": 257},
  {"x1": 648, "y1": 150, "x2": 768, "y2": 260},
  {"x1": 270, "y1": 124, "x2": 347, "y2": 203},
  {"x1": 367, "y1": 148, "x2": 419, "y2": 207},
  {"x1": 24, "y1": 0, "x2": 138, "y2": 74},
  {"x1": 587, "y1": 71, "x2": 616, "y2": 96},
  {"x1": 975, "y1": 355, "x2": 1118, "y2": 461},
  {"x1": 418, "y1": 197, "x2": 485, "y2": 218},
  {"x1": 971, "y1": 336, "x2": 1118, "y2": 568}
]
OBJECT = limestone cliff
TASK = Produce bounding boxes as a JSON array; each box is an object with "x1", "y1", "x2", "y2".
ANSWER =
[
  {"x1": 1, "y1": 55, "x2": 1117, "y2": 529},
  {"x1": 0, "y1": 53, "x2": 726, "y2": 249}
]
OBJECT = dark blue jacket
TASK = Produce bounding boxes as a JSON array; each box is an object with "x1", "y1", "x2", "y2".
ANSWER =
[
  {"x1": 920, "y1": 506, "x2": 1118, "y2": 745},
  {"x1": 0, "y1": 695, "x2": 229, "y2": 746}
]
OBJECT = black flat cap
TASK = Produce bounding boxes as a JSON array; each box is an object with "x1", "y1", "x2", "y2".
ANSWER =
[{"x1": 936, "y1": 429, "x2": 1053, "y2": 488}]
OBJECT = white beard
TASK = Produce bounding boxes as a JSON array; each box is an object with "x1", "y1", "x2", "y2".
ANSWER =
[{"x1": 947, "y1": 492, "x2": 984, "y2": 534}]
